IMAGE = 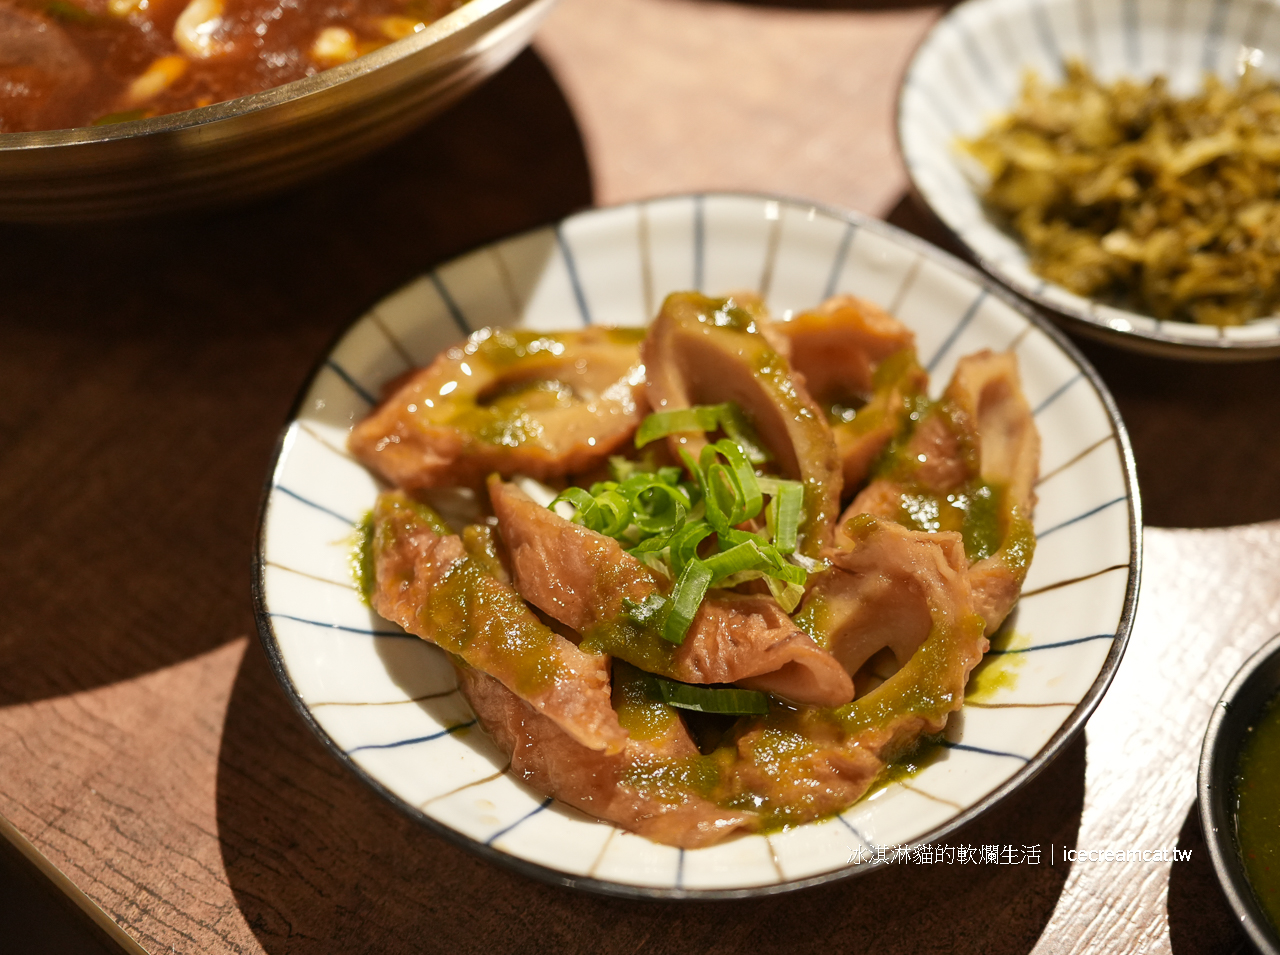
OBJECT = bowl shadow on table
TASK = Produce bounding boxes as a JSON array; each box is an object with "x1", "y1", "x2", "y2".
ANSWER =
[
  {"x1": 1167, "y1": 799, "x2": 1252, "y2": 955},
  {"x1": 886, "y1": 191, "x2": 1280, "y2": 530},
  {"x1": 215, "y1": 638, "x2": 1087, "y2": 955},
  {"x1": 0, "y1": 47, "x2": 591, "y2": 708}
]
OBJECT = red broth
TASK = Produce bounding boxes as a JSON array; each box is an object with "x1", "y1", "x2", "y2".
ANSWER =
[{"x1": 0, "y1": 0, "x2": 463, "y2": 132}]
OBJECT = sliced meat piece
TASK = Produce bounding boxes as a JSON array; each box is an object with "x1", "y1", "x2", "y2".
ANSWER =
[
  {"x1": 945, "y1": 350, "x2": 1039, "y2": 524},
  {"x1": 457, "y1": 662, "x2": 758, "y2": 848},
  {"x1": 942, "y1": 350, "x2": 1040, "y2": 632},
  {"x1": 489, "y1": 478, "x2": 854, "y2": 706},
  {"x1": 642, "y1": 292, "x2": 841, "y2": 556},
  {"x1": 727, "y1": 518, "x2": 988, "y2": 826},
  {"x1": 370, "y1": 490, "x2": 627, "y2": 755},
  {"x1": 798, "y1": 516, "x2": 974, "y2": 682},
  {"x1": 839, "y1": 351, "x2": 1039, "y2": 635},
  {"x1": 350, "y1": 326, "x2": 647, "y2": 491},
  {"x1": 770, "y1": 296, "x2": 929, "y2": 493}
]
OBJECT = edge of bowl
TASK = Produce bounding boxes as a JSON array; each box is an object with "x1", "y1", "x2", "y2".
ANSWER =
[
  {"x1": 1198, "y1": 631, "x2": 1280, "y2": 955},
  {"x1": 250, "y1": 189, "x2": 1145, "y2": 900}
]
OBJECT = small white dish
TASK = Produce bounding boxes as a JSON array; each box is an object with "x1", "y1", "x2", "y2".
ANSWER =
[
  {"x1": 253, "y1": 193, "x2": 1141, "y2": 897},
  {"x1": 898, "y1": 0, "x2": 1280, "y2": 359}
]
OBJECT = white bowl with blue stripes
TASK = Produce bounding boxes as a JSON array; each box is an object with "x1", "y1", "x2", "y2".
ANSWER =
[
  {"x1": 253, "y1": 193, "x2": 1142, "y2": 898},
  {"x1": 899, "y1": 0, "x2": 1280, "y2": 359}
]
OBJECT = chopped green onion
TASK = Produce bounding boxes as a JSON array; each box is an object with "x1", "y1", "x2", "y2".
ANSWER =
[
  {"x1": 635, "y1": 405, "x2": 724, "y2": 448},
  {"x1": 551, "y1": 420, "x2": 813, "y2": 633},
  {"x1": 762, "y1": 479, "x2": 804, "y2": 555},
  {"x1": 662, "y1": 559, "x2": 713, "y2": 644},
  {"x1": 550, "y1": 485, "x2": 632, "y2": 538},
  {"x1": 634, "y1": 402, "x2": 771, "y2": 465},
  {"x1": 652, "y1": 677, "x2": 769, "y2": 715},
  {"x1": 618, "y1": 472, "x2": 689, "y2": 534},
  {"x1": 765, "y1": 576, "x2": 807, "y2": 613},
  {"x1": 621, "y1": 593, "x2": 669, "y2": 626},
  {"x1": 702, "y1": 540, "x2": 770, "y2": 581},
  {"x1": 666, "y1": 521, "x2": 714, "y2": 578}
]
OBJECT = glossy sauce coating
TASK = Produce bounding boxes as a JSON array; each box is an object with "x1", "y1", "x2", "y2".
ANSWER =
[{"x1": 0, "y1": 0, "x2": 462, "y2": 132}]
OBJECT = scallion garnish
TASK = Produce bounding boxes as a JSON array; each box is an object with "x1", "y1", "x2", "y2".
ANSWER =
[
  {"x1": 548, "y1": 402, "x2": 815, "y2": 644},
  {"x1": 652, "y1": 676, "x2": 770, "y2": 715},
  {"x1": 662, "y1": 560, "x2": 713, "y2": 644},
  {"x1": 635, "y1": 402, "x2": 771, "y2": 464}
]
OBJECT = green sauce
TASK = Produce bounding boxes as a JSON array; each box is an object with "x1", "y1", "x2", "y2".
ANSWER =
[
  {"x1": 623, "y1": 752, "x2": 727, "y2": 805},
  {"x1": 1234, "y1": 689, "x2": 1280, "y2": 935},
  {"x1": 420, "y1": 555, "x2": 564, "y2": 696},
  {"x1": 611, "y1": 662, "x2": 679, "y2": 741},
  {"x1": 864, "y1": 733, "x2": 946, "y2": 797},
  {"x1": 350, "y1": 511, "x2": 375, "y2": 604},
  {"x1": 372, "y1": 492, "x2": 565, "y2": 697},
  {"x1": 466, "y1": 327, "x2": 646, "y2": 369},
  {"x1": 965, "y1": 628, "x2": 1029, "y2": 702},
  {"x1": 829, "y1": 613, "x2": 986, "y2": 735},
  {"x1": 581, "y1": 614, "x2": 678, "y2": 676}
]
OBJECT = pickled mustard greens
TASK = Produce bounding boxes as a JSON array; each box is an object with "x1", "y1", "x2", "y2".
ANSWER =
[
  {"x1": 1235, "y1": 690, "x2": 1280, "y2": 934},
  {"x1": 963, "y1": 61, "x2": 1280, "y2": 326}
]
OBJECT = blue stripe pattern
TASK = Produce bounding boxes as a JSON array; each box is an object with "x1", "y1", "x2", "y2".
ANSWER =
[
  {"x1": 836, "y1": 814, "x2": 875, "y2": 850},
  {"x1": 485, "y1": 797, "x2": 554, "y2": 845},
  {"x1": 268, "y1": 612, "x2": 413, "y2": 639},
  {"x1": 325, "y1": 360, "x2": 375, "y2": 405},
  {"x1": 942, "y1": 741, "x2": 1029, "y2": 762},
  {"x1": 1032, "y1": 373, "x2": 1082, "y2": 416},
  {"x1": 1036, "y1": 495, "x2": 1127, "y2": 539},
  {"x1": 274, "y1": 486, "x2": 356, "y2": 526},
  {"x1": 348, "y1": 721, "x2": 476, "y2": 754},
  {"x1": 823, "y1": 222, "x2": 858, "y2": 299},
  {"x1": 926, "y1": 289, "x2": 987, "y2": 372},
  {"x1": 693, "y1": 194, "x2": 705, "y2": 292},
  {"x1": 429, "y1": 272, "x2": 471, "y2": 335},
  {"x1": 987, "y1": 633, "x2": 1115, "y2": 655},
  {"x1": 555, "y1": 226, "x2": 593, "y2": 326}
]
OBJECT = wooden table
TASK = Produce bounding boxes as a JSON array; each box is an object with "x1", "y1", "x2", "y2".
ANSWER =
[{"x1": 2, "y1": 0, "x2": 1280, "y2": 951}]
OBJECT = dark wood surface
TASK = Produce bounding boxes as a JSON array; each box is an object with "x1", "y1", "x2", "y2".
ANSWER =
[{"x1": 1, "y1": 0, "x2": 1279, "y2": 951}]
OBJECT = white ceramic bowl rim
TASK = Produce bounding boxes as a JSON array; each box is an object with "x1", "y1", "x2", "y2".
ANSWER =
[
  {"x1": 896, "y1": 0, "x2": 1280, "y2": 359},
  {"x1": 251, "y1": 191, "x2": 1143, "y2": 899}
]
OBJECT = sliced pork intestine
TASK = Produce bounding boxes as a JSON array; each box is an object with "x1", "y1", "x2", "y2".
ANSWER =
[
  {"x1": 370, "y1": 490, "x2": 628, "y2": 755},
  {"x1": 840, "y1": 350, "x2": 1040, "y2": 635},
  {"x1": 769, "y1": 295, "x2": 929, "y2": 493},
  {"x1": 488, "y1": 477, "x2": 855, "y2": 707},
  {"x1": 642, "y1": 292, "x2": 842, "y2": 556},
  {"x1": 349, "y1": 326, "x2": 648, "y2": 492},
  {"x1": 456, "y1": 662, "x2": 759, "y2": 849}
]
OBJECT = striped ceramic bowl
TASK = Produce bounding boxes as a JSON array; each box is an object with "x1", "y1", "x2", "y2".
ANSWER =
[
  {"x1": 253, "y1": 193, "x2": 1141, "y2": 898},
  {"x1": 899, "y1": 0, "x2": 1280, "y2": 359}
]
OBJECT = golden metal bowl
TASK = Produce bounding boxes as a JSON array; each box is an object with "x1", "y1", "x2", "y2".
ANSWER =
[{"x1": 0, "y1": 0, "x2": 558, "y2": 223}]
